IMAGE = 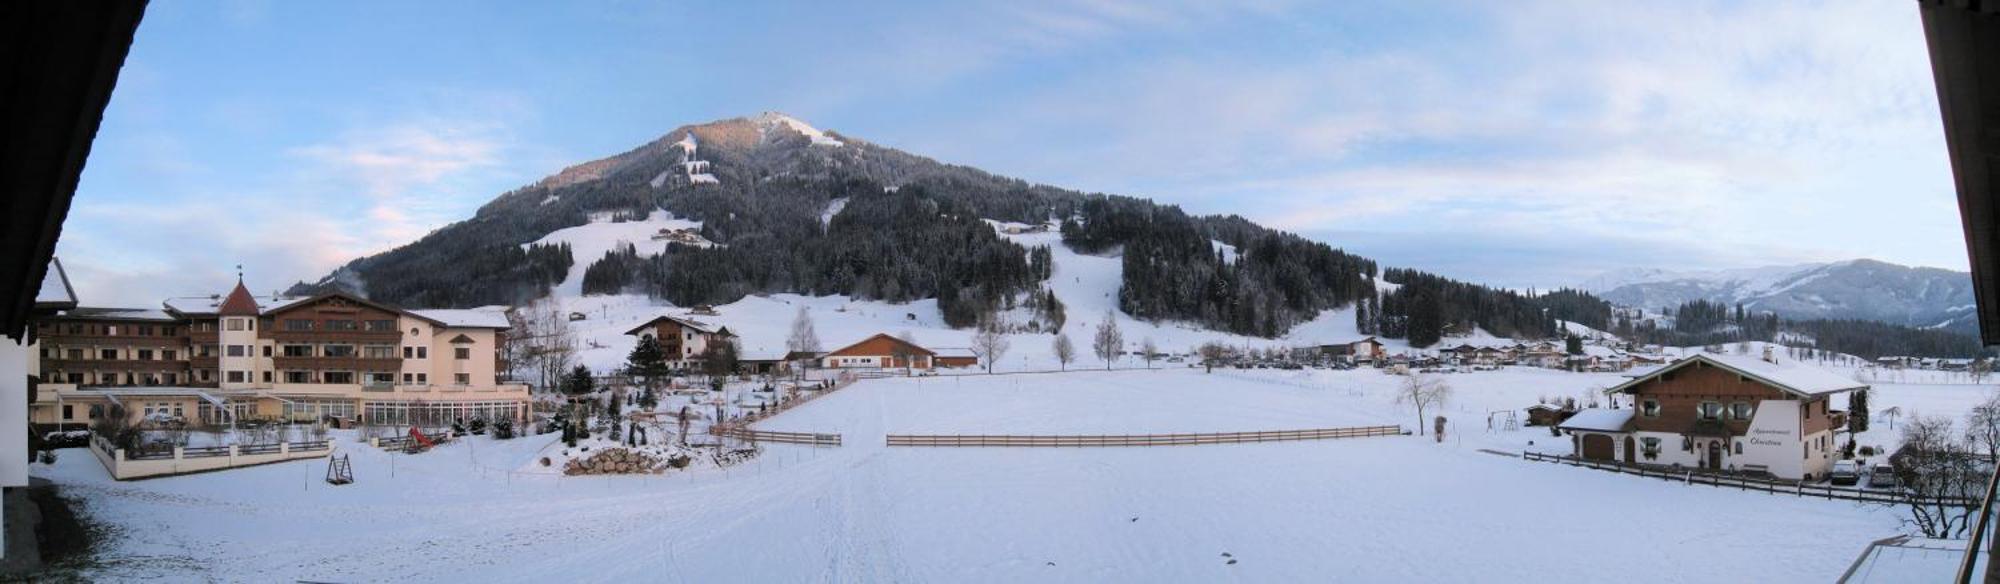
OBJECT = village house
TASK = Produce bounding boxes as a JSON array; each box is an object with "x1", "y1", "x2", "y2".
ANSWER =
[
  {"x1": 1518, "y1": 341, "x2": 1565, "y2": 368},
  {"x1": 623, "y1": 314, "x2": 734, "y2": 369},
  {"x1": 819, "y1": 333, "x2": 976, "y2": 371},
  {"x1": 1315, "y1": 336, "x2": 1385, "y2": 365},
  {"x1": 1557, "y1": 347, "x2": 1862, "y2": 481},
  {"x1": 31, "y1": 280, "x2": 529, "y2": 430}
]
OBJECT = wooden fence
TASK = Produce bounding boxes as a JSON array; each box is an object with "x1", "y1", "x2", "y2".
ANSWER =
[
  {"x1": 886, "y1": 425, "x2": 1403, "y2": 448},
  {"x1": 709, "y1": 373, "x2": 857, "y2": 436},
  {"x1": 720, "y1": 428, "x2": 843, "y2": 447},
  {"x1": 1521, "y1": 451, "x2": 1979, "y2": 506}
]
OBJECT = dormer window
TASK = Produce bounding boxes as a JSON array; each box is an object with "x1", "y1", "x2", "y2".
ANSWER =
[
  {"x1": 1698, "y1": 402, "x2": 1723, "y2": 420},
  {"x1": 1640, "y1": 399, "x2": 1661, "y2": 418},
  {"x1": 1730, "y1": 402, "x2": 1753, "y2": 420}
]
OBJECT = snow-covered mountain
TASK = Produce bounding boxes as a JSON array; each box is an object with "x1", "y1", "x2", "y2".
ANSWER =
[{"x1": 1582, "y1": 259, "x2": 1978, "y2": 333}]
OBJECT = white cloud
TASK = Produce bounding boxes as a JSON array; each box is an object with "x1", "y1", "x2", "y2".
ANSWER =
[{"x1": 910, "y1": 0, "x2": 1960, "y2": 284}]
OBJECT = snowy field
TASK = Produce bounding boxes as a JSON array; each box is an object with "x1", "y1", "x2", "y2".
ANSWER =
[{"x1": 38, "y1": 367, "x2": 1976, "y2": 582}]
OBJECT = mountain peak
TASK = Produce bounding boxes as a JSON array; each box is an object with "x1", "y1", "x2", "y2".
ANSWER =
[{"x1": 1585, "y1": 259, "x2": 1977, "y2": 333}]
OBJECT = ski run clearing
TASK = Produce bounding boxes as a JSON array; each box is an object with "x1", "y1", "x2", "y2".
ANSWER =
[{"x1": 35, "y1": 365, "x2": 1994, "y2": 582}]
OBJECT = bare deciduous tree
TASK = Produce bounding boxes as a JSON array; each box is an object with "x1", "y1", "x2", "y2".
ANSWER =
[
  {"x1": 1967, "y1": 391, "x2": 2000, "y2": 461},
  {"x1": 1093, "y1": 310, "x2": 1124, "y2": 370},
  {"x1": 970, "y1": 319, "x2": 1010, "y2": 374},
  {"x1": 1140, "y1": 337, "x2": 1158, "y2": 369},
  {"x1": 510, "y1": 298, "x2": 576, "y2": 394},
  {"x1": 1197, "y1": 342, "x2": 1231, "y2": 373},
  {"x1": 786, "y1": 306, "x2": 822, "y2": 382},
  {"x1": 1052, "y1": 333, "x2": 1076, "y2": 371},
  {"x1": 1396, "y1": 374, "x2": 1452, "y2": 436},
  {"x1": 1898, "y1": 414, "x2": 1982, "y2": 538}
]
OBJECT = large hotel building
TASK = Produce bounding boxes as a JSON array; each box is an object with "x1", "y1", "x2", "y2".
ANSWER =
[{"x1": 28, "y1": 278, "x2": 530, "y2": 430}]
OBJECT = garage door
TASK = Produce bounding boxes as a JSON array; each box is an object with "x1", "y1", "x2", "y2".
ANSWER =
[{"x1": 1580, "y1": 434, "x2": 1614, "y2": 461}]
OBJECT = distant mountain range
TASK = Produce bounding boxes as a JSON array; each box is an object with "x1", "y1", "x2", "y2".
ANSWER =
[{"x1": 1580, "y1": 259, "x2": 1979, "y2": 334}]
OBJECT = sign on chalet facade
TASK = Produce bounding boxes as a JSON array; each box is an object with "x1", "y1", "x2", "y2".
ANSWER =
[{"x1": 1558, "y1": 348, "x2": 1862, "y2": 481}]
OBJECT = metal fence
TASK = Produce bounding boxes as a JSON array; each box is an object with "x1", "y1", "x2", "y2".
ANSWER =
[
  {"x1": 886, "y1": 425, "x2": 1403, "y2": 447},
  {"x1": 1521, "y1": 451, "x2": 1979, "y2": 506}
]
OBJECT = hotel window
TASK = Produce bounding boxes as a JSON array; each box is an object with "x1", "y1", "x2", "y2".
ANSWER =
[
  {"x1": 227, "y1": 345, "x2": 247, "y2": 357},
  {"x1": 365, "y1": 320, "x2": 396, "y2": 332},
  {"x1": 416, "y1": 373, "x2": 427, "y2": 384},
  {"x1": 455, "y1": 373, "x2": 471, "y2": 385},
  {"x1": 263, "y1": 345, "x2": 272, "y2": 357},
  {"x1": 1730, "y1": 402, "x2": 1753, "y2": 420},
  {"x1": 163, "y1": 350, "x2": 177, "y2": 360},
  {"x1": 66, "y1": 348, "x2": 82, "y2": 360},
  {"x1": 325, "y1": 320, "x2": 358, "y2": 332},
  {"x1": 99, "y1": 348, "x2": 118, "y2": 360},
  {"x1": 283, "y1": 345, "x2": 312, "y2": 357},
  {"x1": 454, "y1": 347, "x2": 471, "y2": 360},
  {"x1": 416, "y1": 347, "x2": 428, "y2": 359},
  {"x1": 285, "y1": 371, "x2": 311, "y2": 383},
  {"x1": 263, "y1": 371, "x2": 272, "y2": 383},
  {"x1": 106, "y1": 325, "x2": 118, "y2": 336},
  {"x1": 364, "y1": 345, "x2": 396, "y2": 359},
  {"x1": 1698, "y1": 402, "x2": 1723, "y2": 420},
  {"x1": 137, "y1": 349, "x2": 153, "y2": 360},
  {"x1": 323, "y1": 371, "x2": 355, "y2": 384},
  {"x1": 1640, "y1": 399, "x2": 1660, "y2": 417},
  {"x1": 227, "y1": 318, "x2": 246, "y2": 331},
  {"x1": 402, "y1": 373, "x2": 413, "y2": 384},
  {"x1": 62, "y1": 405, "x2": 72, "y2": 420},
  {"x1": 323, "y1": 345, "x2": 356, "y2": 358},
  {"x1": 164, "y1": 326, "x2": 178, "y2": 336},
  {"x1": 227, "y1": 371, "x2": 246, "y2": 383},
  {"x1": 404, "y1": 346, "x2": 414, "y2": 358},
  {"x1": 1640, "y1": 437, "x2": 1660, "y2": 460},
  {"x1": 163, "y1": 373, "x2": 177, "y2": 385}
]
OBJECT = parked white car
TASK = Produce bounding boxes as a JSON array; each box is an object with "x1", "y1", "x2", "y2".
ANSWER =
[
  {"x1": 1867, "y1": 463, "x2": 1897, "y2": 488},
  {"x1": 1829, "y1": 460, "x2": 1861, "y2": 486}
]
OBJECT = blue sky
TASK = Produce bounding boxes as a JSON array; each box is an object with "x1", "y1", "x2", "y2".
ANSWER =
[{"x1": 63, "y1": 0, "x2": 1961, "y2": 305}]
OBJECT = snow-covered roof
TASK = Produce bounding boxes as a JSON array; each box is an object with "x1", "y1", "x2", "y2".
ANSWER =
[
  {"x1": 63, "y1": 307, "x2": 177, "y2": 322},
  {"x1": 409, "y1": 308, "x2": 511, "y2": 329},
  {"x1": 1581, "y1": 345, "x2": 1621, "y2": 358},
  {"x1": 624, "y1": 314, "x2": 722, "y2": 336},
  {"x1": 1557, "y1": 408, "x2": 1633, "y2": 432},
  {"x1": 36, "y1": 258, "x2": 76, "y2": 307},
  {"x1": 932, "y1": 347, "x2": 977, "y2": 359},
  {"x1": 1610, "y1": 353, "x2": 1865, "y2": 397},
  {"x1": 163, "y1": 293, "x2": 303, "y2": 316}
]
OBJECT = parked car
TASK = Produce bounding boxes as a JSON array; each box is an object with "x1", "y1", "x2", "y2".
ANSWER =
[
  {"x1": 1830, "y1": 460, "x2": 1861, "y2": 486},
  {"x1": 1867, "y1": 463, "x2": 1898, "y2": 488}
]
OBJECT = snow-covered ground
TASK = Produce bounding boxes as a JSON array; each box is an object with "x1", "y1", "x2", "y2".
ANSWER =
[
  {"x1": 35, "y1": 210, "x2": 1969, "y2": 580},
  {"x1": 38, "y1": 366, "x2": 1965, "y2": 582}
]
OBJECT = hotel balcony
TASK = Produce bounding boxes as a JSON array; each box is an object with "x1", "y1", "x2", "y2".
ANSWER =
[
  {"x1": 271, "y1": 356, "x2": 402, "y2": 371},
  {"x1": 42, "y1": 358, "x2": 190, "y2": 372}
]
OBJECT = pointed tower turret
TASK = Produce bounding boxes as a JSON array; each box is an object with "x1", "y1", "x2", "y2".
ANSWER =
[{"x1": 218, "y1": 279, "x2": 260, "y2": 316}]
